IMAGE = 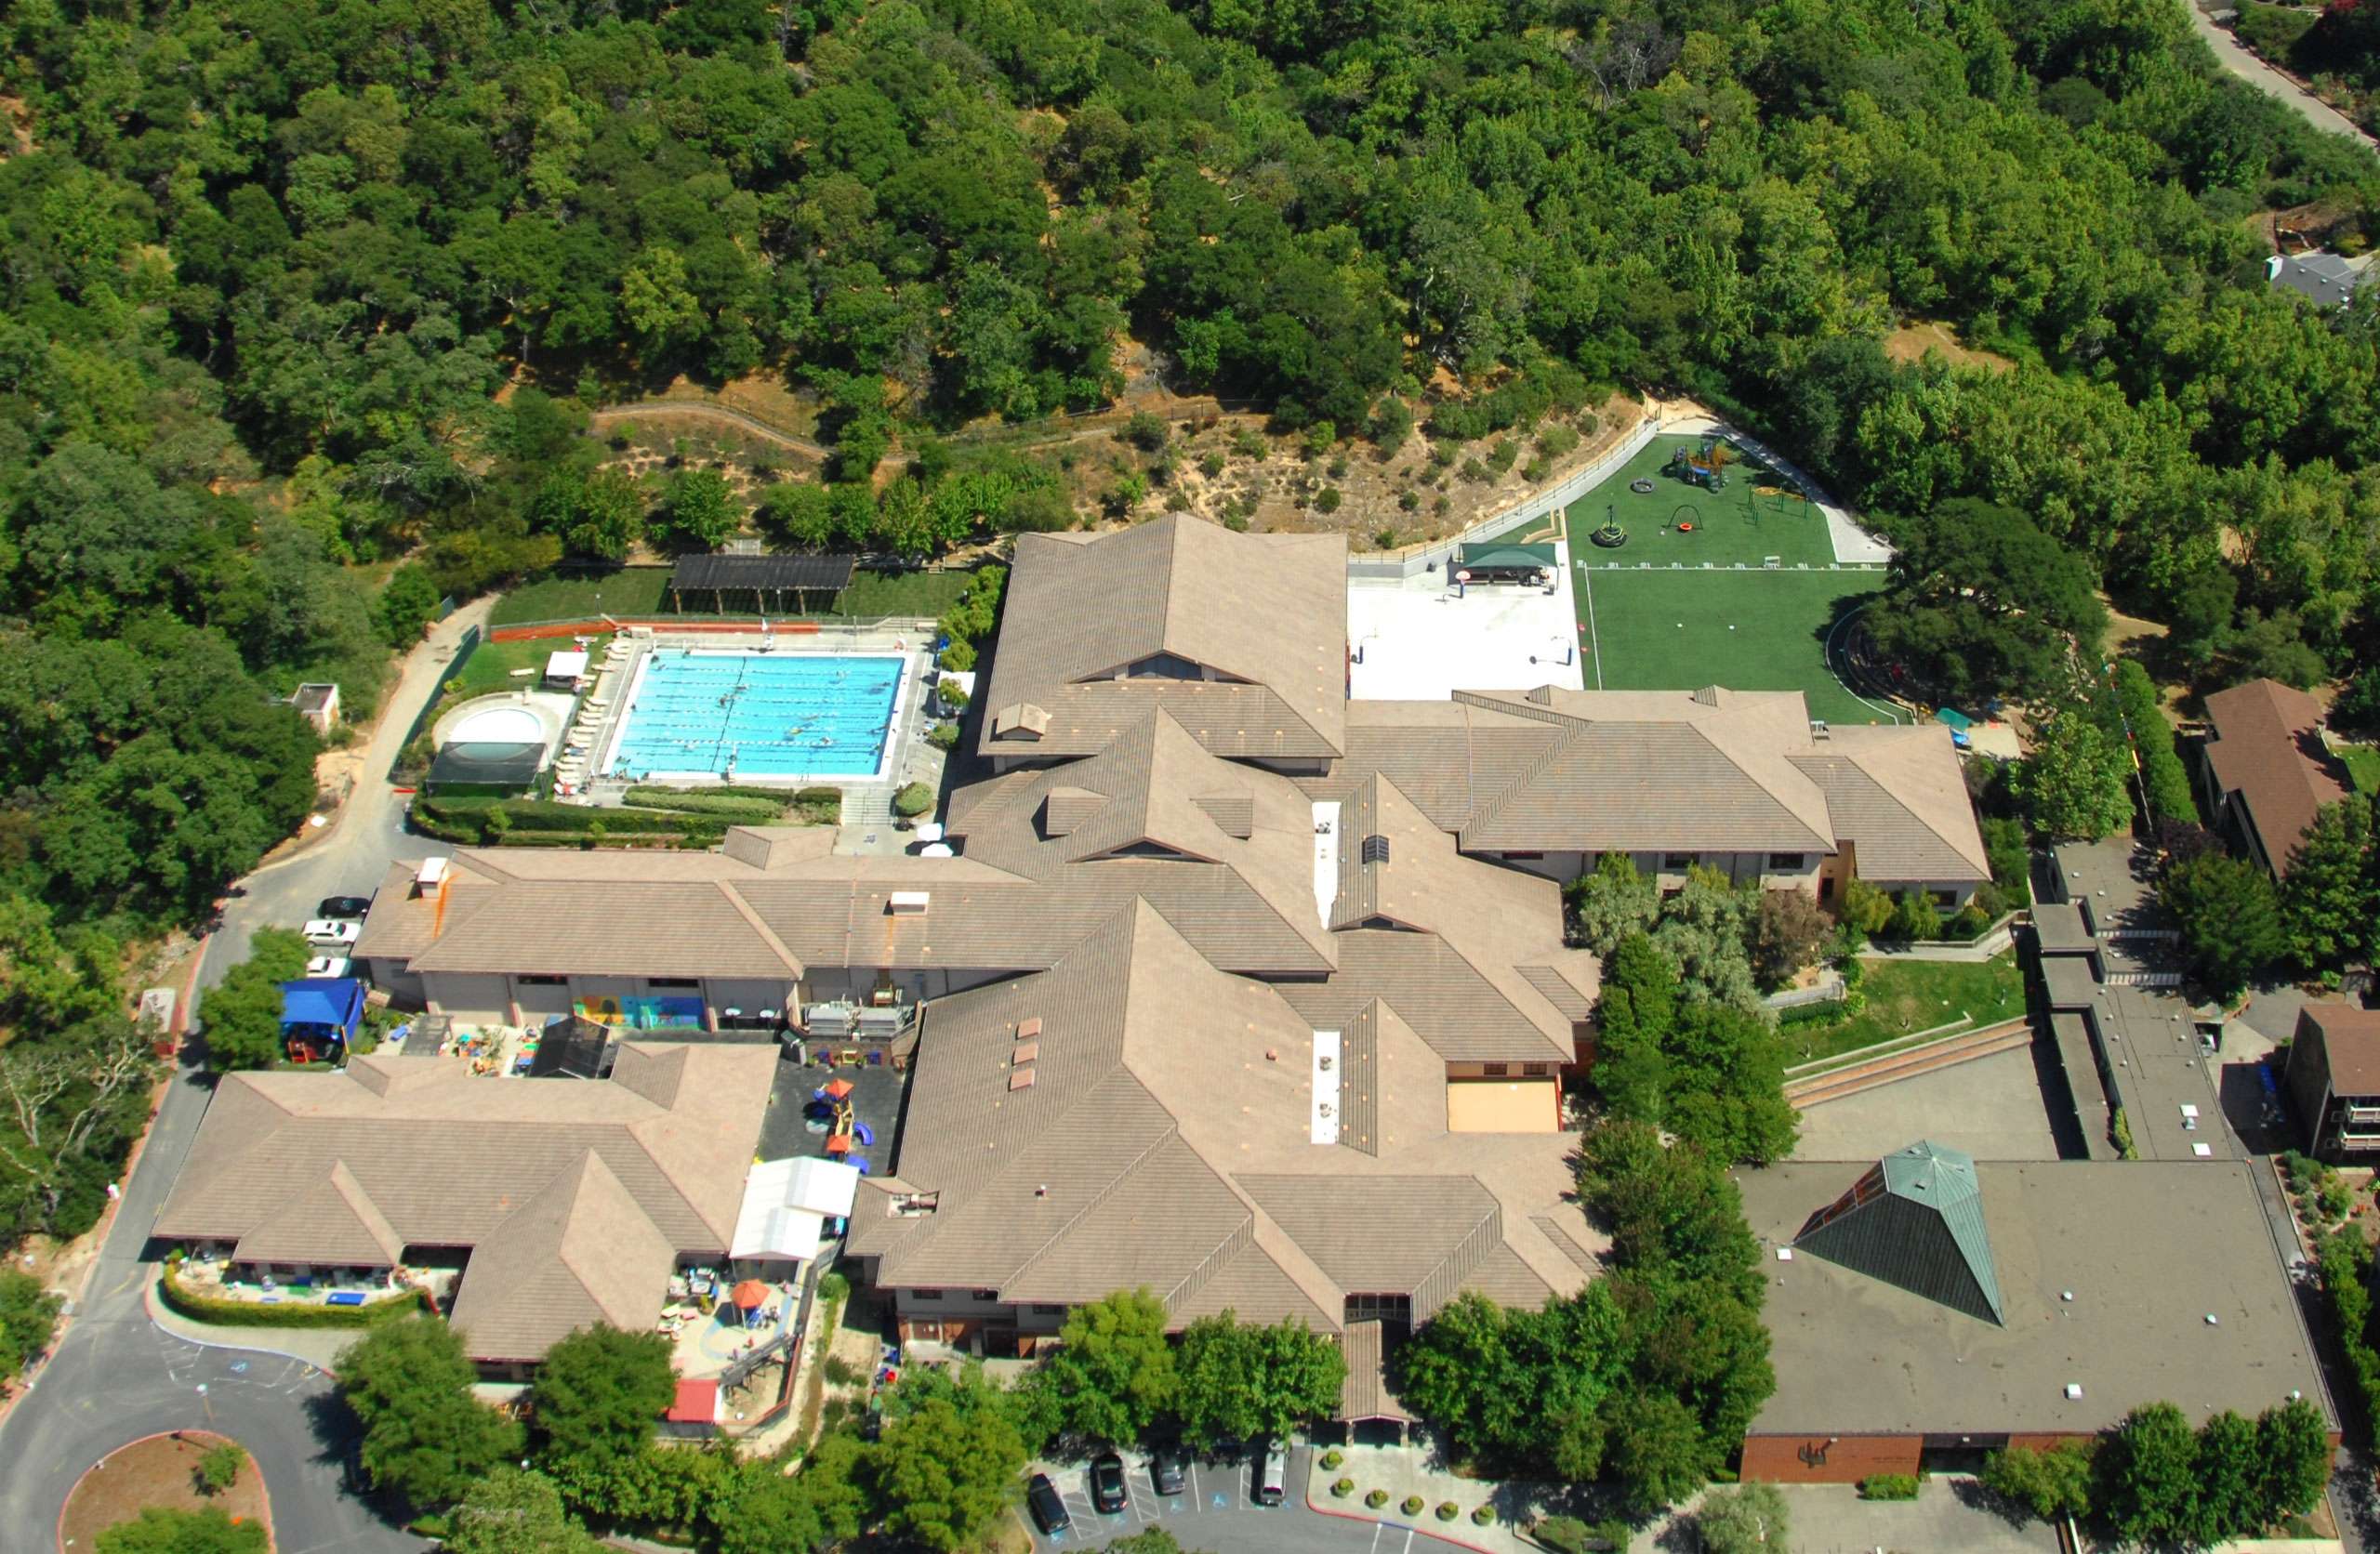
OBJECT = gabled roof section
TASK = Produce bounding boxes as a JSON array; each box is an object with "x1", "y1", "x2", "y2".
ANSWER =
[
  {"x1": 976, "y1": 516, "x2": 1347, "y2": 762},
  {"x1": 1792, "y1": 724, "x2": 1989, "y2": 883},
  {"x1": 855, "y1": 901, "x2": 1591, "y2": 1329},
  {"x1": 945, "y1": 711, "x2": 1338, "y2": 974},
  {"x1": 1792, "y1": 1140, "x2": 2004, "y2": 1325},
  {"x1": 231, "y1": 1161, "x2": 404, "y2": 1268},
  {"x1": 2202, "y1": 678, "x2": 2354, "y2": 878},
  {"x1": 1449, "y1": 688, "x2": 1837, "y2": 854},
  {"x1": 447, "y1": 1150, "x2": 680, "y2": 1363},
  {"x1": 155, "y1": 1043, "x2": 775, "y2": 1263}
]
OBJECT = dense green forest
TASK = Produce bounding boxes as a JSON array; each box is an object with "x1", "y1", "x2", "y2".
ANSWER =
[{"x1": 5, "y1": 0, "x2": 2380, "y2": 931}]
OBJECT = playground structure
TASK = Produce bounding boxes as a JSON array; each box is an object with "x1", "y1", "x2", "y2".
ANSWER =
[
  {"x1": 1590, "y1": 503, "x2": 1629, "y2": 548},
  {"x1": 1669, "y1": 436, "x2": 1732, "y2": 491}
]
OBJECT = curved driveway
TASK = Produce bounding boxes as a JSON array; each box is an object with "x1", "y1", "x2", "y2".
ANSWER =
[
  {"x1": 2187, "y1": 3, "x2": 2378, "y2": 155},
  {"x1": 0, "y1": 609, "x2": 488, "y2": 1553}
]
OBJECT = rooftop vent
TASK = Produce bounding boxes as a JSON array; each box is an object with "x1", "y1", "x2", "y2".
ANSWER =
[
  {"x1": 1012, "y1": 1042, "x2": 1039, "y2": 1065},
  {"x1": 2065, "y1": 1383, "x2": 2084, "y2": 1400},
  {"x1": 887, "y1": 891, "x2": 930, "y2": 915},
  {"x1": 1017, "y1": 1017, "x2": 1043, "y2": 1040},
  {"x1": 416, "y1": 856, "x2": 450, "y2": 890},
  {"x1": 1360, "y1": 835, "x2": 1391, "y2": 866},
  {"x1": 1009, "y1": 1067, "x2": 1036, "y2": 1091}
]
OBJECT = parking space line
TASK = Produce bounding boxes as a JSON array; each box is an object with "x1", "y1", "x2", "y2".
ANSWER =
[{"x1": 1126, "y1": 1463, "x2": 1157, "y2": 1523}]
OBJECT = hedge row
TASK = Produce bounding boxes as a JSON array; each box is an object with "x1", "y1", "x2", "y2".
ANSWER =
[
  {"x1": 622, "y1": 790, "x2": 792, "y2": 820},
  {"x1": 161, "y1": 1264, "x2": 433, "y2": 1329},
  {"x1": 411, "y1": 796, "x2": 728, "y2": 848},
  {"x1": 2318, "y1": 1231, "x2": 2380, "y2": 1434}
]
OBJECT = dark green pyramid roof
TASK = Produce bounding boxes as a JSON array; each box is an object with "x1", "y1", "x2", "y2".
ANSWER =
[{"x1": 1792, "y1": 1140, "x2": 2004, "y2": 1325}]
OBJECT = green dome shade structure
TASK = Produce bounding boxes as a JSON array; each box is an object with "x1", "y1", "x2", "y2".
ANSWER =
[{"x1": 1792, "y1": 1140, "x2": 2006, "y2": 1326}]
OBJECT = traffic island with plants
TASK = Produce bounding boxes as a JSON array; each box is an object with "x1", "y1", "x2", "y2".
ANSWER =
[{"x1": 60, "y1": 1431, "x2": 271, "y2": 1553}]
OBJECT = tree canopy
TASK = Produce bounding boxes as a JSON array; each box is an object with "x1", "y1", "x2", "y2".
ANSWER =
[{"x1": 337, "y1": 1317, "x2": 524, "y2": 1511}]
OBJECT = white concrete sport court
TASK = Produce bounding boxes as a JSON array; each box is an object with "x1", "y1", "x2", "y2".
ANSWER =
[{"x1": 1347, "y1": 540, "x2": 1586, "y2": 701}]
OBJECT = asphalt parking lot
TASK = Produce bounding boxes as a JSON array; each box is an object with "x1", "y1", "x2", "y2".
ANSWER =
[{"x1": 1025, "y1": 1445, "x2": 1478, "y2": 1554}]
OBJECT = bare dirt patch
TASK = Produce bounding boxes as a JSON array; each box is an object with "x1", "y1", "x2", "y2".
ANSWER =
[
  {"x1": 1884, "y1": 320, "x2": 2014, "y2": 374},
  {"x1": 60, "y1": 1431, "x2": 271, "y2": 1551}
]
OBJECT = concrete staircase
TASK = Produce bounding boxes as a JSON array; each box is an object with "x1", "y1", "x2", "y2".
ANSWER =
[{"x1": 1785, "y1": 1019, "x2": 2036, "y2": 1109}]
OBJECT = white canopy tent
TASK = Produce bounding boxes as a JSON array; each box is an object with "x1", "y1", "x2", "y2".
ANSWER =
[{"x1": 732, "y1": 1156, "x2": 862, "y2": 1267}]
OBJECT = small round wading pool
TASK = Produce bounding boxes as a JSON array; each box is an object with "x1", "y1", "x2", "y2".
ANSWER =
[{"x1": 448, "y1": 705, "x2": 546, "y2": 744}]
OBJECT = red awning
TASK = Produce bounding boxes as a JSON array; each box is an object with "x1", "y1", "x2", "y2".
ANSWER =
[
  {"x1": 666, "y1": 1378, "x2": 719, "y2": 1424},
  {"x1": 822, "y1": 1077, "x2": 855, "y2": 1100}
]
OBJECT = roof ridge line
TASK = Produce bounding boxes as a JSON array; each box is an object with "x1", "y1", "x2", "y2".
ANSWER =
[
  {"x1": 716, "y1": 881, "x2": 806, "y2": 976},
  {"x1": 1682, "y1": 719, "x2": 1836, "y2": 852},
  {"x1": 1457, "y1": 723, "x2": 1584, "y2": 849}
]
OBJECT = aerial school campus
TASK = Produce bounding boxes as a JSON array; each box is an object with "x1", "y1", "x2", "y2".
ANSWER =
[{"x1": 53, "y1": 391, "x2": 2380, "y2": 1554}]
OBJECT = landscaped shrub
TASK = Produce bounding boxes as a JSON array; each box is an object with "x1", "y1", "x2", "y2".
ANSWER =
[
  {"x1": 1435, "y1": 1501, "x2": 1459, "y2": 1521},
  {"x1": 892, "y1": 782, "x2": 934, "y2": 818},
  {"x1": 159, "y1": 1265, "x2": 433, "y2": 1329},
  {"x1": 620, "y1": 789, "x2": 791, "y2": 821},
  {"x1": 1366, "y1": 1489, "x2": 1389, "y2": 1508},
  {"x1": 1401, "y1": 1495, "x2": 1424, "y2": 1516},
  {"x1": 411, "y1": 797, "x2": 726, "y2": 848},
  {"x1": 1332, "y1": 1478, "x2": 1355, "y2": 1497},
  {"x1": 926, "y1": 721, "x2": 960, "y2": 750},
  {"x1": 1472, "y1": 1504, "x2": 1495, "y2": 1525},
  {"x1": 1860, "y1": 1473, "x2": 1920, "y2": 1500},
  {"x1": 1319, "y1": 1450, "x2": 1342, "y2": 1469}
]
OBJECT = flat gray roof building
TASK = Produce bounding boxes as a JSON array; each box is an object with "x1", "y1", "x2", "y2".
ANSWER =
[{"x1": 1739, "y1": 1157, "x2": 2328, "y2": 1478}]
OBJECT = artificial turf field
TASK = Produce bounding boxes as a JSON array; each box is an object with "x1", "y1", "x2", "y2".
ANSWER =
[
  {"x1": 1575, "y1": 565, "x2": 1900, "y2": 727},
  {"x1": 1565, "y1": 435, "x2": 1837, "y2": 568}
]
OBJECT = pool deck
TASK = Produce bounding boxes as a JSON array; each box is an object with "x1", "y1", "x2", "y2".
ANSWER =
[
  {"x1": 562, "y1": 626, "x2": 936, "y2": 809},
  {"x1": 601, "y1": 641, "x2": 913, "y2": 784}
]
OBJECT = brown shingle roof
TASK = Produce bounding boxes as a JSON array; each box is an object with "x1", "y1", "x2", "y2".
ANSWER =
[
  {"x1": 231, "y1": 1161, "x2": 404, "y2": 1268},
  {"x1": 2303, "y1": 1004, "x2": 2380, "y2": 1095},
  {"x1": 1339, "y1": 1320, "x2": 1413, "y2": 1423},
  {"x1": 975, "y1": 516, "x2": 1347, "y2": 761},
  {"x1": 852, "y1": 902, "x2": 1591, "y2": 1329},
  {"x1": 157, "y1": 1043, "x2": 775, "y2": 1263},
  {"x1": 1792, "y1": 724, "x2": 1990, "y2": 883},
  {"x1": 2203, "y1": 679, "x2": 2353, "y2": 877},
  {"x1": 447, "y1": 1151, "x2": 680, "y2": 1363},
  {"x1": 1450, "y1": 688, "x2": 1837, "y2": 854}
]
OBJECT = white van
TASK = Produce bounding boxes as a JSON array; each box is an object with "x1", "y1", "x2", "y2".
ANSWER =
[{"x1": 1255, "y1": 1441, "x2": 1288, "y2": 1506}]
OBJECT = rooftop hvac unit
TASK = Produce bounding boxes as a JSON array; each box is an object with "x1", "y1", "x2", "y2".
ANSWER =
[
  {"x1": 854, "y1": 1006, "x2": 907, "y2": 1037},
  {"x1": 887, "y1": 891, "x2": 930, "y2": 915},
  {"x1": 805, "y1": 1002, "x2": 858, "y2": 1037},
  {"x1": 416, "y1": 856, "x2": 450, "y2": 889}
]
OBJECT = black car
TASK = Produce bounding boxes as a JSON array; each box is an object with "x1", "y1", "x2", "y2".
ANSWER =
[
  {"x1": 1150, "y1": 1444, "x2": 1187, "y2": 1497},
  {"x1": 317, "y1": 895, "x2": 374, "y2": 920},
  {"x1": 1091, "y1": 1451, "x2": 1128, "y2": 1514},
  {"x1": 1026, "y1": 1472, "x2": 1070, "y2": 1535}
]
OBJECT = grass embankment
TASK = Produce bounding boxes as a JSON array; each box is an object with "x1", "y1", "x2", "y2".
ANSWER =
[{"x1": 1779, "y1": 953, "x2": 2028, "y2": 1067}]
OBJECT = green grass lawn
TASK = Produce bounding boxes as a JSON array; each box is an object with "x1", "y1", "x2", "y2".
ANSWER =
[
  {"x1": 1781, "y1": 953, "x2": 2030, "y2": 1067},
  {"x1": 1577, "y1": 566, "x2": 1892, "y2": 726},
  {"x1": 490, "y1": 567, "x2": 972, "y2": 627},
  {"x1": 1567, "y1": 435, "x2": 1839, "y2": 569},
  {"x1": 491, "y1": 569, "x2": 671, "y2": 626},
  {"x1": 451, "y1": 632, "x2": 614, "y2": 695},
  {"x1": 2342, "y1": 744, "x2": 2380, "y2": 796}
]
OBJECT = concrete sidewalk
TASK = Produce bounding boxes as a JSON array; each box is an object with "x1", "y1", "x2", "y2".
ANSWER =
[
  {"x1": 1304, "y1": 1443, "x2": 1550, "y2": 1554},
  {"x1": 143, "y1": 1277, "x2": 356, "y2": 1373}
]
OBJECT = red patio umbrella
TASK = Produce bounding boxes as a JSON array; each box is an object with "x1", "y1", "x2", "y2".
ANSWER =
[
  {"x1": 731, "y1": 1279, "x2": 770, "y2": 1310},
  {"x1": 822, "y1": 1077, "x2": 855, "y2": 1100}
]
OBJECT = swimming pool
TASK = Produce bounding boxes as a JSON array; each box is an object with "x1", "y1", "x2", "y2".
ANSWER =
[{"x1": 603, "y1": 650, "x2": 906, "y2": 782}]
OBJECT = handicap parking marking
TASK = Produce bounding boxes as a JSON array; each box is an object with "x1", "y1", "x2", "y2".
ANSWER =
[{"x1": 1123, "y1": 1464, "x2": 1157, "y2": 1523}]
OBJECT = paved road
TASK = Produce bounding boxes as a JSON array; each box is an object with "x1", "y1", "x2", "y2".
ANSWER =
[
  {"x1": 0, "y1": 608, "x2": 486, "y2": 1552},
  {"x1": 2186, "y1": 1, "x2": 2378, "y2": 155}
]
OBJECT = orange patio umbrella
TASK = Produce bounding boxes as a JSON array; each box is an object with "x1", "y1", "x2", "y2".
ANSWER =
[{"x1": 731, "y1": 1279, "x2": 771, "y2": 1310}]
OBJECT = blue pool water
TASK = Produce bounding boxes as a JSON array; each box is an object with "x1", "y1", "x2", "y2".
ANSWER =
[{"x1": 606, "y1": 651, "x2": 905, "y2": 780}]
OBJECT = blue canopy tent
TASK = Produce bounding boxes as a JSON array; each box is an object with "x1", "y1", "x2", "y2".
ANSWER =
[{"x1": 280, "y1": 978, "x2": 364, "y2": 1060}]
